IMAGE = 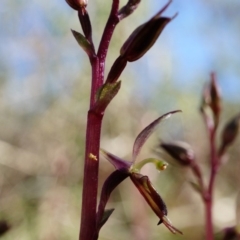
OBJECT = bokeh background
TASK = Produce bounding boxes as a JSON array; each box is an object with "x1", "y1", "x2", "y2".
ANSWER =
[{"x1": 0, "y1": 0, "x2": 240, "y2": 239}]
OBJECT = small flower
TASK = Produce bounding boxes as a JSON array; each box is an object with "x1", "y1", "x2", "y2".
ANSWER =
[{"x1": 99, "y1": 111, "x2": 182, "y2": 234}]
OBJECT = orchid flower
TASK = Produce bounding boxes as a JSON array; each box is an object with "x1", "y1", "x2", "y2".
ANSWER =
[{"x1": 95, "y1": 110, "x2": 183, "y2": 236}]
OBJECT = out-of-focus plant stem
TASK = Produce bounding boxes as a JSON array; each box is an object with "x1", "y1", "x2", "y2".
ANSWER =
[
  {"x1": 204, "y1": 127, "x2": 219, "y2": 240},
  {"x1": 79, "y1": 1, "x2": 120, "y2": 239}
]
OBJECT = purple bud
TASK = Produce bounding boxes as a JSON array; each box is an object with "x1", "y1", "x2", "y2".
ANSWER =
[
  {"x1": 118, "y1": 0, "x2": 141, "y2": 21},
  {"x1": 219, "y1": 113, "x2": 240, "y2": 155},
  {"x1": 200, "y1": 73, "x2": 221, "y2": 127},
  {"x1": 78, "y1": 8, "x2": 93, "y2": 42},
  {"x1": 209, "y1": 73, "x2": 221, "y2": 118},
  {"x1": 161, "y1": 141, "x2": 195, "y2": 166},
  {"x1": 65, "y1": 0, "x2": 88, "y2": 10},
  {"x1": 106, "y1": 56, "x2": 127, "y2": 83},
  {"x1": 120, "y1": 1, "x2": 174, "y2": 62}
]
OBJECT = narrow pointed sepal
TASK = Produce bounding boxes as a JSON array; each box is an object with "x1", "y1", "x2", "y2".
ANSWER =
[
  {"x1": 71, "y1": 29, "x2": 95, "y2": 57},
  {"x1": 101, "y1": 149, "x2": 132, "y2": 171},
  {"x1": 132, "y1": 110, "x2": 181, "y2": 163},
  {"x1": 159, "y1": 216, "x2": 183, "y2": 235}
]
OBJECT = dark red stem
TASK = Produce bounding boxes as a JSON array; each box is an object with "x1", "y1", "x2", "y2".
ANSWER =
[
  {"x1": 79, "y1": 1, "x2": 120, "y2": 240},
  {"x1": 79, "y1": 57, "x2": 103, "y2": 240},
  {"x1": 97, "y1": 0, "x2": 120, "y2": 83}
]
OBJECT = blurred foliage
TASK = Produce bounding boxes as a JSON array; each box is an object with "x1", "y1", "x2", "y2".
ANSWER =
[{"x1": 0, "y1": 0, "x2": 240, "y2": 239}]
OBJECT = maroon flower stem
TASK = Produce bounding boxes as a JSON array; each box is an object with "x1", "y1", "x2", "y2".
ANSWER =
[
  {"x1": 97, "y1": 0, "x2": 120, "y2": 83},
  {"x1": 79, "y1": 2, "x2": 120, "y2": 240},
  {"x1": 79, "y1": 57, "x2": 102, "y2": 240}
]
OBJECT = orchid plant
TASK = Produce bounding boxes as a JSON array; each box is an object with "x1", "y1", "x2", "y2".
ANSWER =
[
  {"x1": 64, "y1": 0, "x2": 182, "y2": 239},
  {"x1": 160, "y1": 74, "x2": 240, "y2": 240},
  {"x1": 98, "y1": 110, "x2": 183, "y2": 237}
]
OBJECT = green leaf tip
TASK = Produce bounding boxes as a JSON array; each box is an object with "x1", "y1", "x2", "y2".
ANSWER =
[
  {"x1": 71, "y1": 29, "x2": 95, "y2": 57},
  {"x1": 93, "y1": 81, "x2": 121, "y2": 114}
]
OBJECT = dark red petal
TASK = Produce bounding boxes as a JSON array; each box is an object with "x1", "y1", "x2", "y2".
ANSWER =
[
  {"x1": 130, "y1": 173, "x2": 167, "y2": 217},
  {"x1": 130, "y1": 173, "x2": 182, "y2": 234}
]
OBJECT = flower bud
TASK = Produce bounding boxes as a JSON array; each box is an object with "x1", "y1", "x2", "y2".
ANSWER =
[
  {"x1": 200, "y1": 73, "x2": 221, "y2": 128},
  {"x1": 106, "y1": 56, "x2": 127, "y2": 83},
  {"x1": 65, "y1": 0, "x2": 88, "y2": 10},
  {"x1": 118, "y1": 0, "x2": 141, "y2": 21},
  {"x1": 161, "y1": 141, "x2": 195, "y2": 166},
  {"x1": 219, "y1": 113, "x2": 240, "y2": 155},
  {"x1": 120, "y1": 1, "x2": 173, "y2": 62},
  {"x1": 209, "y1": 73, "x2": 221, "y2": 118},
  {"x1": 78, "y1": 7, "x2": 92, "y2": 42}
]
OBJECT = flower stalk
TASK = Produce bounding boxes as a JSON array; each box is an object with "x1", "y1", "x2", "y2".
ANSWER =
[
  {"x1": 65, "y1": 0, "x2": 178, "y2": 239},
  {"x1": 160, "y1": 74, "x2": 240, "y2": 240}
]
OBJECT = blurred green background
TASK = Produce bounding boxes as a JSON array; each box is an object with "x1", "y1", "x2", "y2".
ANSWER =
[{"x1": 0, "y1": 0, "x2": 240, "y2": 239}]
